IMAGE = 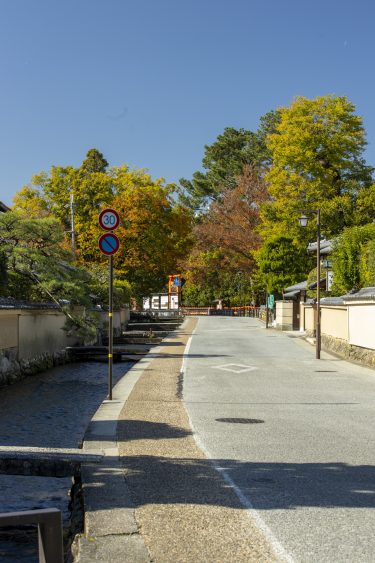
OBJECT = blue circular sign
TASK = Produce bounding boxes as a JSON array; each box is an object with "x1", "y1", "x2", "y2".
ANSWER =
[{"x1": 98, "y1": 233, "x2": 120, "y2": 256}]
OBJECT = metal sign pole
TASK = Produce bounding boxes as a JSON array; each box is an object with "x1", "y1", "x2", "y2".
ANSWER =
[
  {"x1": 98, "y1": 208, "x2": 120, "y2": 400},
  {"x1": 108, "y1": 255, "x2": 113, "y2": 400}
]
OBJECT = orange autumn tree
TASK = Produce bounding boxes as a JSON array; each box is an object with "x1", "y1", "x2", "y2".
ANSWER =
[
  {"x1": 13, "y1": 150, "x2": 194, "y2": 302},
  {"x1": 182, "y1": 166, "x2": 269, "y2": 305},
  {"x1": 111, "y1": 168, "x2": 193, "y2": 298},
  {"x1": 71, "y1": 166, "x2": 193, "y2": 299}
]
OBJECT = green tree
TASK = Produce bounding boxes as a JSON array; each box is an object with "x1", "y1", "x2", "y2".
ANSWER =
[
  {"x1": 0, "y1": 211, "x2": 89, "y2": 303},
  {"x1": 331, "y1": 223, "x2": 375, "y2": 294},
  {"x1": 0, "y1": 250, "x2": 7, "y2": 296},
  {"x1": 355, "y1": 183, "x2": 375, "y2": 225},
  {"x1": 80, "y1": 148, "x2": 109, "y2": 174},
  {"x1": 255, "y1": 235, "x2": 312, "y2": 294},
  {"x1": 179, "y1": 110, "x2": 280, "y2": 207},
  {"x1": 261, "y1": 95, "x2": 374, "y2": 244}
]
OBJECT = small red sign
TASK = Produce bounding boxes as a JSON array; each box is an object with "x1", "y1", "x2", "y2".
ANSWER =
[
  {"x1": 98, "y1": 208, "x2": 120, "y2": 231},
  {"x1": 98, "y1": 233, "x2": 120, "y2": 256}
]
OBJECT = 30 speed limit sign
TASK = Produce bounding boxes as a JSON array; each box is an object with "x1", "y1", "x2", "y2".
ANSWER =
[{"x1": 98, "y1": 208, "x2": 120, "y2": 231}]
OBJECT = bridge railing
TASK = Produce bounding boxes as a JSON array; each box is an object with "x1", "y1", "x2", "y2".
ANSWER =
[
  {"x1": 182, "y1": 306, "x2": 261, "y2": 317},
  {"x1": 0, "y1": 508, "x2": 64, "y2": 563}
]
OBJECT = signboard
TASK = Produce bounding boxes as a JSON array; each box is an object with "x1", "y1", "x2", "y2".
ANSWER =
[
  {"x1": 98, "y1": 233, "x2": 120, "y2": 256},
  {"x1": 169, "y1": 274, "x2": 182, "y2": 294},
  {"x1": 99, "y1": 208, "x2": 120, "y2": 231},
  {"x1": 170, "y1": 294, "x2": 179, "y2": 309},
  {"x1": 268, "y1": 294, "x2": 275, "y2": 308},
  {"x1": 327, "y1": 271, "x2": 334, "y2": 291}
]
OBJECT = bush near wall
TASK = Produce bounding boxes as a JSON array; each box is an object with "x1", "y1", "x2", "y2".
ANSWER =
[{"x1": 331, "y1": 223, "x2": 375, "y2": 295}]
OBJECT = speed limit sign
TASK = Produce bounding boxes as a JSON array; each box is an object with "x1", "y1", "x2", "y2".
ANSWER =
[{"x1": 98, "y1": 208, "x2": 120, "y2": 231}]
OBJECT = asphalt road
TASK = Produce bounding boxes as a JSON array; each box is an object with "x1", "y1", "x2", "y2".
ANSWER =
[{"x1": 183, "y1": 316, "x2": 375, "y2": 563}]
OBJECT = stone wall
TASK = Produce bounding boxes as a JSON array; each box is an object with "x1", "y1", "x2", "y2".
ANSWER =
[
  {"x1": 301, "y1": 300, "x2": 375, "y2": 368},
  {"x1": 321, "y1": 334, "x2": 375, "y2": 368}
]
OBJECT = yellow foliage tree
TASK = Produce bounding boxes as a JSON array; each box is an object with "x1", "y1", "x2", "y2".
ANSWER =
[{"x1": 261, "y1": 95, "x2": 373, "y2": 244}]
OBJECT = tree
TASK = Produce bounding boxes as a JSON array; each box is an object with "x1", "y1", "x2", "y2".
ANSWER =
[
  {"x1": 255, "y1": 235, "x2": 312, "y2": 294},
  {"x1": 179, "y1": 110, "x2": 280, "y2": 207},
  {"x1": 12, "y1": 153, "x2": 194, "y2": 301},
  {"x1": 331, "y1": 223, "x2": 375, "y2": 294},
  {"x1": 110, "y1": 169, "x2": 193, "y2": 298},
  {"x1": 193, "y1": 166, "x2": 268, "y2": 269},
  {"x1": 261, "y1": 95, "x2": 374, "y2": 244},
  {"x1": 355, "y1": 183, "x2": 375, "y2": 225},
  {"x1": 80, "y1": 148, "x2": 108, "y2": 174},
  {"x1": 181, "y1": 167, "x2": 268, "y2": 305},
  {"x1": 0, "y1": 211, "x2": 89, "y2": 303}
]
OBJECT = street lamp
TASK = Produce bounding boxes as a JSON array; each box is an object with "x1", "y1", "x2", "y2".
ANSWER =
[{"x1": 298, "y1": 209, "x2": 321, "y2": 359}]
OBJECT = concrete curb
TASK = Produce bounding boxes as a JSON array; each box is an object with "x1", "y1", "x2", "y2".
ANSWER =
[{"x1": 74, "y1": 320, "x2": 187, "y2": 562}]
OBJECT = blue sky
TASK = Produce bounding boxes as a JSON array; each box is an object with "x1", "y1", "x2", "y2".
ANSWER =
[{"x1": 1, "y1": 0, "x2": 374, "y2": 206}]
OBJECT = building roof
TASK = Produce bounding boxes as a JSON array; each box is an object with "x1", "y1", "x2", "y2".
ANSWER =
[
  {"x1": 0, "y1": 298, "x2": 59, "y2": 310},
  {"x1": 320, "y1": 296, "x2": 345, "y2": 305},
  {"x1": 283, "y1": 290, "x2": 299, "y2": 299},
  {"x1": 307, "y1": 239, "x2": 333, "y2": 255},
  {"x1": 343, "y1": 287, "x2": 375, "y2": 302},
  {"x1": 0, "y1": 201, "x2": 10, "y2": 213},
  {"x1": 283, "y1": 280, "x2": 308, "y2": 293}
]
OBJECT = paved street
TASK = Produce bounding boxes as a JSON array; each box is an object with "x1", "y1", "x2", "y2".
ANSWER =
[{"x1": 183, "y1": 316, "x2": 375, "y2": 562}]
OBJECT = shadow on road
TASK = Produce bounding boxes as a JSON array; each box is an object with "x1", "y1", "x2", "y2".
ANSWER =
[
  {"x1": 115, "y1": 453, "x2": 375, "y2": 510},
  {"x1": 82, "y1": 418, "x2": 375, "y2": 511}
]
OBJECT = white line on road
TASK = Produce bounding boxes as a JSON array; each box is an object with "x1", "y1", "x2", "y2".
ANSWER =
[
  {"x1": 186, "y1": 413, "x2": 295, "y2": 563},
  {"x1": 181, "y1": 319, "x2": 295, "y2": 563}
]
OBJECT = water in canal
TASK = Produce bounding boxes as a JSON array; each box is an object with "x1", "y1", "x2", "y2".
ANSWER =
[{"x1": 0, "y1": 360, "x2": 134, "y2": 561}]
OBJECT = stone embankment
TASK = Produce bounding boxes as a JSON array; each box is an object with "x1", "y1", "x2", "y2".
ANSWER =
[{"x1": 0, "y1": 349, "x2": 68, "y2": 386}]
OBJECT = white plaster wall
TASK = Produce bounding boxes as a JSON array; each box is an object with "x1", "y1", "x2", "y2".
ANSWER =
[
  {"x1": 18, "y1": 311, "x2": 70, "y2": 359},
  {"x1": 349, "y1": 304, "x2": 375, "y2": 350},
  {"x1": 0, "y1": 312, "x2": 18, "y2": 350},
  {"x1": 275, "y1": 301, "x2": 293, "y2": 329},
  {"x1": 321, "y1": 307, "x2": 348, "y2": 340},
  {"x1": 303, "y1": 306, "x2": 315, "y2": 332},
  {"x1": 120, "y1": 307, "x2": 130, "y2": 325},
  {"x1": 98, "y1": 310, "x2": 122, "y2": 331}
]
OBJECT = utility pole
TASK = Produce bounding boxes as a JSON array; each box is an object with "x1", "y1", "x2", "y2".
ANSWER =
[{"x1": 70, "y1": 194, "x2": 76, "y2": 258}]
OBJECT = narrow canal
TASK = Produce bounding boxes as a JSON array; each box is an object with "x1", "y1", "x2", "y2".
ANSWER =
[{"x1": 0, "y1": 359, "x2": 134, "y2": 561}]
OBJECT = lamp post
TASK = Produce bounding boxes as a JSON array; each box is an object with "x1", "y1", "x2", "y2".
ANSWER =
[{"x1": 298, "y1": 209, "x2": 321, "y2": 359}]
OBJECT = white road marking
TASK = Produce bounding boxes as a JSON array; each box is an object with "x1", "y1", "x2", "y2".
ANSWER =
[
  {"x1": 185, "y1": 410, "x2": 295, "y2": 563},
  {"x1": 212, "y1": 363, "x2": 258, "y2": 373}
]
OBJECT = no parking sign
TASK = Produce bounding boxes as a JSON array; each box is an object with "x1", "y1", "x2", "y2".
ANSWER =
[{"x1": 98, "y1": 233, "x2": 120, "y2": 256}]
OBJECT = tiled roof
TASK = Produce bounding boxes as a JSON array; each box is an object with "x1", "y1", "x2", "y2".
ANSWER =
[
  {"x1": 283, "y1": 280, "x2": 308, "y2": 292},
  {"x1": 0, "y1": 298, "x2": 59, "y2": 310},
  {"x1": 343, "y1": 287, "x2": 375, "y2": 302},
  {"x1": 307, "y1": 239, "x2": 333, "y2": 255},
  {"x1": 0, "y1": 201, "x2": 10, "y2": 213}
]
